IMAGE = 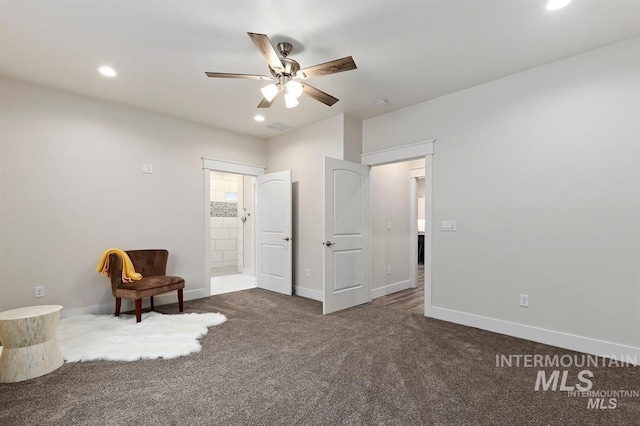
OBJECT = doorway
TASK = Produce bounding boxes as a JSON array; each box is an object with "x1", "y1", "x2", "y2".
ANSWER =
[
  {"x1": 416, "y1": 175, "x2": 426, "y2": 302},
  {"x1": 202, "y1": 157, "x2": 293, "y2": 298},
  {"x1": 368, "y1": 159, "x2": 425, "y2": 314},
  {"x1": 202, "y1": 158, "x2": 264, "y2": 297},
  {"x1": 209, "y1": 171, "x2": 256, "y2": 295},
  {"x1": 328, "y1": 139, "x2": 434, "y2": 316}
]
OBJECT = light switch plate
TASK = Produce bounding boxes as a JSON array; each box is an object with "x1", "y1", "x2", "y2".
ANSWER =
[{"x1": 442, "y1": 220, "x2": 456, "y2": 231}]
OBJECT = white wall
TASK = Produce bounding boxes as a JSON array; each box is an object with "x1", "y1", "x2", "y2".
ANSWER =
[
  {"x1": 343, "y1": 114, "x2": 363, "y2": 163},
  {"x1": 0, "y1": 77, "x2": 266, "y2": 314},
  {"x1": 369, "y1": 161, "x2": 413, "y2": 298},
  {"x1": 417, "y1": 178, "x2": 426, "y2": 222},
  {"x1": 363, "y1": 37, "x2": 640, "y2": 348},
  {"x1": 267, "y1": 115, "x2": 344, "y2": 299}
]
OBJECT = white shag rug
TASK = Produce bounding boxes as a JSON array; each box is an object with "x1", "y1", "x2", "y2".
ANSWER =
[{"x1": 57, "y1": 311, "x2": 227, "y2": 362}]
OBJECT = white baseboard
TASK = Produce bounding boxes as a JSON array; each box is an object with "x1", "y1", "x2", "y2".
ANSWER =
[
  {"x1": 371, "y1": 280, "x2": 412, "y2": 300},
  {"x1": 295, "y1": 286, "x2": 323, "y2": 302},
  {"x1": 61, "y1": 288, "x2": 206, "y2": 318},
  {"x1": 431, "y1": 306, "x2": 640, "y2": 366}
]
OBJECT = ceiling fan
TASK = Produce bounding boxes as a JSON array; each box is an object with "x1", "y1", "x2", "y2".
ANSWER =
[{"x1": 205, "y1": 32, "x2": 357, "y2": 109}]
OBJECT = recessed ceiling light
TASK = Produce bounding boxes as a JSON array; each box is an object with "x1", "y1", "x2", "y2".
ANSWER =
[
  {"x1": 254, "y1": 115, "x2": 265, "y2": 122},
  {"x1": 546, "y1": 0, "x2": 572, "y2": 11},
  {"x1": 98, "y1": 66, "x2": 117, "y2": 77}
]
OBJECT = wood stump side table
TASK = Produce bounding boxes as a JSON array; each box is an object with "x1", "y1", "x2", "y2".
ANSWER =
[{"x1": 0, "y1": 305, "x2": 64, "y2": 383}]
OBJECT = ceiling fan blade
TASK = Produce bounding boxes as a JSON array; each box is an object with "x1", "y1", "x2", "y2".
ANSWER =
[
  {"x1": 297, "y1": 56, "x2": 357, "y2": 79},
  {"x1": 257, "y1": 97, "x2": 273, "y2": 108},
  {"x1": 302, "y1": 83, "x2": 339, "y2": 106},
  {"x1": 205, "y1": 72, "x2": 272, "y2": 80},
  {"x1": 247, "y1": 32, "x2": 284, "y2": 73}
]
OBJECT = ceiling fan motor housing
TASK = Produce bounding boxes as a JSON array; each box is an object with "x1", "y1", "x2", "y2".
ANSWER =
[{"x1": 269, "y1": 57, "x2": 301, "y2": 79}]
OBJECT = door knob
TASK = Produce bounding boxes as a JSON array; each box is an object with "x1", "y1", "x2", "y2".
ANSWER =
[
  {"x1": 282, "y1": 237, "x2": 291, "y2": 241},
  {"x1": 323, "y1": 240, "x2": 335, "y2": 246}
]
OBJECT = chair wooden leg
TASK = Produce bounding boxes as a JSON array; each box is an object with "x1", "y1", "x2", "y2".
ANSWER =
[
  {"x1": 135, "y1": 299, "x2": 142, "y2": 323},
  {"x1": 178, "y1": 289, "x2": 184, "y2": 312},
  {"x1": 114, "y1": 298, "x2": 121, "y2": 316},
  {"x1": 150, "y1": 296, "x2": 155, "y2": 311}
]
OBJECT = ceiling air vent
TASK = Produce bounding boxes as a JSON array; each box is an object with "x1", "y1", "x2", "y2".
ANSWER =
[{"x1": 266, "y1": 121, "x2": 294, "y2": 132}]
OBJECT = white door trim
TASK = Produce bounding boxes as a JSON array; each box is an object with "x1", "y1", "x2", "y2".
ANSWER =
[
  {"x1": 361, "y1": 140, "x2": 434, "y2": 166},
  {"x1": 202, "y1": 158, "x2": 266, "y2": 296},
  {"x1": 361, "y1": 139, "x2": 435, "y2": 317},
  {"x1": 410, "y1": 167, "x2": 426, "y2": 178},
  {"x1": 202, "y1": 157, "x2": 265, "y2": 176},
  {"x1": 423, "y1": 154, "x2": 433, "y2": 316}
]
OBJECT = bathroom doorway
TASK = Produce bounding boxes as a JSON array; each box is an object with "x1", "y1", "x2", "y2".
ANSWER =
[{"x1": 209, "y1": 170, "x2": 256, "y2": 295}]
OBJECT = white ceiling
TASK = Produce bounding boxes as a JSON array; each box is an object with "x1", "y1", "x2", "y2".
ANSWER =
[{"x1": 1, "y1": 0, "x2": 639, "y2": 139}]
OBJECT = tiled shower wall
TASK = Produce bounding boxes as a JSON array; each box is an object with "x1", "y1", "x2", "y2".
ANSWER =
[{"x1": 210, "y1": 172, "x2": 243, "y2": 277}]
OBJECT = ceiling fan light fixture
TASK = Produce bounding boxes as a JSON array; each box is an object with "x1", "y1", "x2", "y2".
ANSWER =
[
  {"x1": 546, "y1": 0, "x2": 572, "y2": 11},
  {"x1": 284, "y1": 92, "x2": 299, "y2": 109},
  {"x1": 205, "y1": 33, "x2": 356, "y2": 109},
  {"x1": 286, "y1": 80, "x2": 303, "y2": 98},
  {"x1": 261, "y1": 83, "x2": 279, "y2": 102}
]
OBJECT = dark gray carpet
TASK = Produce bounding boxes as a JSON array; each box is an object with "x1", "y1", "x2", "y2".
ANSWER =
[{"x1": 1, "y1": 289, "x2": 638, "y2": 425}]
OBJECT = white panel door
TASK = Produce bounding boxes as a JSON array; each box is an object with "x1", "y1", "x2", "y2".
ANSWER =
[
  {"x1": 256, "y1": 170, "x2": 292, "y2": 295},
  {"x1": 323, "y1": 157, "x2": 370, "y2": 314}
]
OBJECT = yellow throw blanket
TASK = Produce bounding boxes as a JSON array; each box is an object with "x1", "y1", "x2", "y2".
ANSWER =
[{"x1": 96, "y1": 248, "x2": 143, "y2": 283}]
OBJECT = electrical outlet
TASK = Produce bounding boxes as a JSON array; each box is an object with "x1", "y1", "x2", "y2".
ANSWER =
[
  {"x1": 387, "y1": 221, "x2": 392, "y2": 230},
  {"x1": 519, "y1": 294, "x2": 529, "y2": 308},
  {"x1": 387, "y1": 266, "x2": 392, "y2": 275},
  {"x1": 34, "y1": 286, "x2": 45, "y2": 298},
  {"x1": 305, "y1": 268, "x2": 311, "y2": 278}
]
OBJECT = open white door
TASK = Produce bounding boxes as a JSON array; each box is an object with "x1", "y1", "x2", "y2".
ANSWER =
[
  {"x1": 323, "y1": 157, "x2": 370, "y2": 314},
  {"x1": 256, "y1": 170, "x2": 293, "y2": 295}
]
